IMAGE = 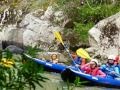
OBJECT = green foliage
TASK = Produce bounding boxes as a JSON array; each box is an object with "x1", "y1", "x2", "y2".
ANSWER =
[
  {"x1": 58, "y1": 0, "x2": 120, "y2": 23},
  {"x1": 56, "y1": 0, "x2": 120, "y2": 44},
  {"x1": 25, "y1": 45, "x2": 43, "y2": 57},
  {"x1": 2, "y1": 49, "x2": 13, "y2": 59},
  {"x1": 74, "y1": 77, "x2": 88, "y2": 87},
  {"x1": 77, "y1": 4, "x2": 120, "y2": 23},
  {"x1": 73, "y1": 22, "x2": 94, "y2": 43},
  {"x1": 0, "y1": 46, "x2": 47, "y2": 90}
]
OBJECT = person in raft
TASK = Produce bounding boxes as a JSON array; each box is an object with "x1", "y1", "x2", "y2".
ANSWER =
[
  {"x1": 100, "y1": 55, "x2": 120, "y2": 79},
  {"x1": 114, "y1": 55, "x2": 120, "y2": 65},
  {"x1": 71, "y1": 51, "x2": 86, "y2": 67},
  {"x1": 81, "y1": 59, "x2": 106, "y2": 77},
  {"x1": 50, "y1": 54, "x2": 59, "y2": 64}
]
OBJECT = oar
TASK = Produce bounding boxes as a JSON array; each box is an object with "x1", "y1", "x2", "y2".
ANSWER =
[
  {"x1": 54, "y1": 31, "x2": 80, "y2": 71},
  {"x1": 54, "y1": 31, "x2": 64, "y2": 45},
  {"x1": 76, "y1": 48, "x2": 91, "y2": 60}
]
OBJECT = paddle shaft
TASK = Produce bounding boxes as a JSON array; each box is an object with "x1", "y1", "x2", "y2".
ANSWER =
[
  {"x1": 54, "y1": 31, "x2": 80, "y2": 71},
  {"x1": 62, "y1": 43, "x2": 81, "y2": 71}
]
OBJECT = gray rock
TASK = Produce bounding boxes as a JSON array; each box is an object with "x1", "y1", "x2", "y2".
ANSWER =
[
  {"x1": 5, "y1": 45, "x2": 24, "y2": 54},
  {"x1": 41, "y1": 6, "x2": 54, "y2": 20},
  {"x1": 20, "y1": 7, "x2": 64, "y2": 51},
  {"x1": 88, "y1": 12, "x2": 120, "y2": 58},
  {"x1": 0, "y1": 6, "x2": 68, "y2": 52},
  {"x1": 54, "y1": 11, "x2": 65, "y2": 23},
  {"x1": 0, "y1": 31, "x2": 4, "y2": 41},
  {"x1": 0, "y1": 40, "x2": 2, "y2": 49},
  {"x1": 3, "y1": 25, "x2": 23, "y2": 42}
]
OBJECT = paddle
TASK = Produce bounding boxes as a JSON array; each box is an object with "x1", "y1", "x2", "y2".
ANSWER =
[
  {"x1": 76, "y1": 48, "x2": 91, "y2": 60},
  {"x1": 54, "y1": 31, "x2": 80, "y2": 70},
  {"x1": 54, "y1": 31, "x2": 64, "y2": 45}
]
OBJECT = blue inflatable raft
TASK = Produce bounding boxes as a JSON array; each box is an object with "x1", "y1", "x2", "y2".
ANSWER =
[
  {"x1": 61, "y1": 67, "x2": 120, "y2": 87},
  {"x1": 24, "y1": 54, "x2": 67, "y2": 73}
]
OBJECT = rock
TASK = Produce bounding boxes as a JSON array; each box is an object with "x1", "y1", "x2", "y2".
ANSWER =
[
  {"x1": 0, "y1": 31, "x2": 4, "y2": 49},
  {"x1": 3, "y1": 25, "x2": 23, "y2": 42},
  {"x1": 0, "y1": 31, "x2": 4, "y2": 41},
  {"x1": 37, "y1": 52, "x2": 68, "y2": 63},
  {"x1": 54, "y1": 11, "x2": 64, "y2": 23},
  {"x1": 20, "y1": 7, "x2": 64, "y2": 51},
  {"x1": 0, "y1": 41, "x2": 2, "y2": 49},
  {"x1": 54, "y1": 11, "x2": 72, "y2": 28},
  {"x1": 0, "y1": 6, "x2": 68, "y2": 51},
  {"x1": 5, "y1": 45, "x2": 24, "y2": 54},
  {"x1": 62, "y1": 19, "x2": 73, "y2": 28},
  {"x1": 0, "y1": 25, "x2": 23, "y2": 49},
  {"x1": 41, "y1": 6, "x2": 54, "y2": 20},
  {"x1": 88, "y1": 12, "x2": 120, "y2": 59}
]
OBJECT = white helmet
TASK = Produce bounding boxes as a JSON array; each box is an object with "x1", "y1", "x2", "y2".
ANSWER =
[
  {"x1": 108, "y1": 55, "x2": 115, "y2": 60},
  {"x1": 91, "y1": 59, "x2": 99, "y2": 65}
]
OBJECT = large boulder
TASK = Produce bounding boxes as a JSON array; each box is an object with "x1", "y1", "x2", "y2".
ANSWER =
[
  {"x1": 20, "y1": 6, "x2": 65, "y2": 51},
  {"x1": 0, "y1": 25, "x2": 23, "y2": 49},
  {"x1": 88, "y1": 12, "x2": 120, "y2": 59},
  {"x1": 2, "y1": 25, "x2": 23, "y2": 42},
  {"x1": 5, "y1": 45, "x2": 24, "y2": 54},
  {"x1": 0, "y1": 6, "x2": 67, "y2": 51},
  {"x1": 0, "y1": 41, "x2": 2, "y2": 49},
  {"x1": 0, "y1": 6, "x2": 70, "y2": 64},
  {"x1": 0, "y1": 31, "x2": 4, "y2": 49}
]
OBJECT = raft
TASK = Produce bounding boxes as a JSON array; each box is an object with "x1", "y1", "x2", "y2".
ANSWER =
[
  {"x1": 24, "y1": 54, "x2": 67, "y2": 73},
  {"x1": 61, "y1": 67, "x2": 120, "y2": 87}
]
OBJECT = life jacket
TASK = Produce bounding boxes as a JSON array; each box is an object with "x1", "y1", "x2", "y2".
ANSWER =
[
  {"x1": 85, "y1": 67, "x2": 100, "y2": 76},
  {"x1": 103, "y1": 64, "x2": 120, "y2": 78},
  {"x1": 114, "y1": 56, "x2": 119, "y2": 65},
  {"x1": 74, "y1": 57, "x2": 82, "y2": 65},
  {"x1": 105, "y1": 64, "x2": 116, "y2": 71}
]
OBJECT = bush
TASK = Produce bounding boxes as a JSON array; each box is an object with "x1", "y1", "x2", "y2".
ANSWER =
[
  {"x1": 73, "y1": 22, "x2": 94, "y2": 43},
  {"x1": 56, "y1": 0, "x2": 120, "y2": 44},
  {"x1": 0, "y1": 47, "x2": 47, "y2": 90}
]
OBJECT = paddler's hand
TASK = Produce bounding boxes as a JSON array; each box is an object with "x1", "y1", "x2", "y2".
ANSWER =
[
  {"x1": 89, "y1": 61, "x2": 94, "y2": 65},
  {"x1": 110, "y1": 71, "x2": 116, "y2": 75},
  {"x1": 75, "y1": 64, "x2": 80, "y2": 67}
]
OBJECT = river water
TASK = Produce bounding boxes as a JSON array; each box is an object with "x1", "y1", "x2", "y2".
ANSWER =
[{"x1": 37, "y1": 72, "x2": 120, "y2": 90}]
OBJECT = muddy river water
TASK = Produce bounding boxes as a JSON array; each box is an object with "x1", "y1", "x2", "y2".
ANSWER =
[{"x1": 36, "y1": 72, "x2": 120, "y2": 90}]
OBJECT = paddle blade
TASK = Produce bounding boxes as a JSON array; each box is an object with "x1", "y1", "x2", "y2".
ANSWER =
[
  {"x1": 54, "y1": 31, "x2": 64, "y2": 45},
  {"x1": 76, "y1": 48, "x2": 91, "y2": 60}
]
